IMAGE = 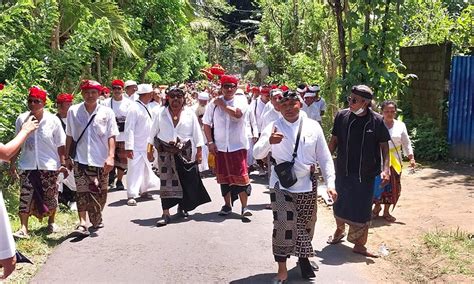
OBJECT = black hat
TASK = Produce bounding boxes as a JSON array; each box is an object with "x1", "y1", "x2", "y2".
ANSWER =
[{"x1": 351, "y1": 85, "x2": 373, "y2": 100}]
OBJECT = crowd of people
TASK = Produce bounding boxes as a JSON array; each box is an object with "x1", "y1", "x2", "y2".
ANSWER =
[{"x1": 0, "y1": 74, "x2": 415, "y2": 282}]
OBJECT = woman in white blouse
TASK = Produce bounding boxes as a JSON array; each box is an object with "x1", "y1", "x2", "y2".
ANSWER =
[{"x1": 372, "y1": 100, "x2": 416, "y2": 222}]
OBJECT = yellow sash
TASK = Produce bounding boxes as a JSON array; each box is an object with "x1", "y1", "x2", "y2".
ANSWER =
[{"x1": 389, "y1": 145, "x2": 402, "y2": 175}]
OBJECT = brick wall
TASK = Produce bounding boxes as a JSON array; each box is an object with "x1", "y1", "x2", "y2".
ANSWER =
[{"x1": 399, "y1": 43, "x2": 452, "y2": 127}]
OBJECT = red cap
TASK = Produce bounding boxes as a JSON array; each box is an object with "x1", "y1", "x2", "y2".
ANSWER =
[
  {"x1": 102, "y1": 87, "x2": 110, "y2": 94},
  {"x1": 56, "y1": 93, "x2": 74, "y2": 103},
  {"x1": 280, "y1": 85, "x2": 289, "y2": 92},
  {"x1": 220, "y1": 75, "x2": 239, "y2": 85},
  {"x1": 80, "y1": 80, "x2": 102, "y2": 91},
  {"x1": 271, "y1": 84, "x2": 278, "y2": 90},
  {"x1": 251, "y1": 86, "x2": 260, "y2": 93},
  {"x1": 29, "y1": 86, "x2": 47, "y2": 102},
  {"x1": 260, "y1": 85, "x2": 271, "y2": 95},
  {"x1": 0, "y1": 83, "x2": 4, "y2": 91},
  {"x1": 111, "y1": 79, "x2": 124, "y2": 88}
]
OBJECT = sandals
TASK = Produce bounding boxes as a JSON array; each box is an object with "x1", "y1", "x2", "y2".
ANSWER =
[
  {"x1": 71, "y1": 225, "x2": 90, "y2": 237},
  {"x1": 13, "y1": 230, "x2": 30, "y2": 239},
  {"x1": 353, "y1": 249, "x2": 380, "y2": 258},
  {"x1": 156, "y1": 215, "x2": 171, "y2": 227},
  {"x1": 327, "y1": 233, "x2": 346, "y2": 244},
  {"x1": 383, "y1": 214, "x2": 397, "y2": 222},
  {"x1": 127, "y1": 198, "x2": 137, "y2": 206},
  {"x1": 46, "y1": 223, "x2": 59, "y2": 234}
]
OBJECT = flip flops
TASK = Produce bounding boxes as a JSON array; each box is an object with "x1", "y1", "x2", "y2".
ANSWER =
[
  {"x1": 12, "y1": 230, "x2": 30, "y2": 239},
  {"x1": 327, "y1": 233, "x2": 346, "y2": 244},
  {"x1": 71, "y1": 225, "x2": 90, "y2": 237}
]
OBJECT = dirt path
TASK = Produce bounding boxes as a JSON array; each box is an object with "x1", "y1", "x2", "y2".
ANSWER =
[{"x1": 32, "y1": 175, "x2": 370, "y2": 283}]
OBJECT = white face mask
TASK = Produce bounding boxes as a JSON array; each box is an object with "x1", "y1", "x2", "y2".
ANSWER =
[{"x1": 352, "y1": 106, "x2": 365, "y2": 115}]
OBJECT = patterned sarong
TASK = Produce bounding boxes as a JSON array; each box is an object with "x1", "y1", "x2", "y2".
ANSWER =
[
  {"x1": 271, "y1": 178, "x2": 318, "y2": 260},
  {"x1": 19, "y1": 170, "x2": 59, "y2": 219},
  {"x1": 114, "y1": 141, "x2": 128, "y2": 170},
  {"x1": 373, "y1": 167, "x2": 402, "y2": 206},
  {"x1": 74, "y1": 164, "x2": 108, "y2": 227},
  {"x1": 215, "y1": 149, "x2": 250, "y2": 186}
]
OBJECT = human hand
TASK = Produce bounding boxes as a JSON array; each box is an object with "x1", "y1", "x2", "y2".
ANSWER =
[
  {"x1": 380, "y1": 170, "x2": 390, "y2": 187},
  {"x1": 65, "y1": 158, "x2": 74, "y2": 171},
  {"x1": 409, "y1": 158, "x2": 416, "y2": 168},
  {"x1": 327, "y1": 188, "x2": 338, "y2": 203},
  {"x1": 269, "y1": 126, "x2": 284, "y2": 144},
  {"x1": 103, "y1": 156, "x2": 114, "y2": 174},
  {"x1": 58, "y1": 166, "x2": 69, "y2": 178},
  {"x1": 214, "y1": 98, "x2": 225, "y2": 108},
  {"x1": 125, "y1": 150, "x2": 134, "y2": 159},
  {"x1": 21, "y1": 116, "x2": 39, "y2": 135},
  {"x1": 208, "y1": 143, "x2": 217, "y2": 155},
  {"x1": 195, "y1": 151, "x2": 202, "y2": 164},
  {"x1": 0, "y1": 255, "x2": 16, "y2": 280}
]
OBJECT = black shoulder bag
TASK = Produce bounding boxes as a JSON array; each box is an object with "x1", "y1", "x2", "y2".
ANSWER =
[
  {"x1": 273, "y1": 120, "x2": 303, "y2": 188},
  {"x1": 69, "y1": 114, "x2": 96, "y2": 159}
]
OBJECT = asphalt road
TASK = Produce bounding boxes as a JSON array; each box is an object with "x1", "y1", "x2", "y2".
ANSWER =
[{"x1": 33, "y1": 174, "x2": 373, "y2": 283}]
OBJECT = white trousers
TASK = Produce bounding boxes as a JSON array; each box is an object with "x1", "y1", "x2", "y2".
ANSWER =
[
  {"x1": 199, "y1": 144, "x2": 209, "y2": 172},
  {"x1": 127, "y1": 151, "x2": 161, "y2": 198},
  {"x1": 247, "y1": 137, "x2": 255, "y2": 167},
  {"x1": 0, "y1": 191, "x2": 15, "y2": 259}
]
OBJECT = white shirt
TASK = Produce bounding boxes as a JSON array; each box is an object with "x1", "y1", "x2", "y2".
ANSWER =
[
  {"x1": 202, "y1": 95, "x2": 249, "y2": 152},
  {"x1": 103, "y1": 96, "x2": 133, "y2": 142},
  {"x1": 149, "y1": 107, "x2": 204, "y2": 160},
  {"x1": 303, "y1": 98, "x2": 326, "y2": 122},
  {"x1": 15, "y1": 111, "x2": 65, "y2": 170},
  {"x1": 124, "y1": 92, "x2": 138, "y2": 101},
  {"x1": 245, "y1": 108, "x2": 259, "y2": 139},
  {"x1": 0, "y1": 190, "x2": 15, "y2": 260},
  {"x1": 125, "y1": 100, "x2": 154, "y2": 152},
  {"x1": 148, "y1": 101, "x2": 161, "y2": 115},
  {"x1": 66, "y1": 103, "x2": 119, "y2": 167},
  {"x1": 254, "y1": 116, "x2": 336, "y2": 193},
  {"x1": 387, "y1": 119, "x2": 414, "y2": 163},
  {"x1": 261, "y1": 101, "x2": 274, "y2": 119},
  {"x1": 249, "y1": 97, "x2": 268, "y2": 133},
  {"x1": 261, "y1": 107, "x2": 282, "y2": 132}
]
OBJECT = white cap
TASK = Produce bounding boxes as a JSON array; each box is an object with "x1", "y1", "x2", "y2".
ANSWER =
[
  {"x1": 124, "y1": 80, "x2": 137, "y2": 88},
  {"x1": 235, "y1": 88, "x2": 245, "y2": 95},
  {"x1": 308, "y1": 85, "x2": 320, "y2": 92},
  {"x1": 270, "y1": 89, "x2": 283, "y2": 97},
  {"x1": 296, "y1": 87, "x2": 307, "y2": 93},
  {"x1": 198, "y1": 91, "x2": 209, "y2": 101},
  {"x1": 137, "y1": 84, "x2": 153, "y2": 94},
  {"x1": 304, "y1": 92, "x2": 316, "y2": 98}
]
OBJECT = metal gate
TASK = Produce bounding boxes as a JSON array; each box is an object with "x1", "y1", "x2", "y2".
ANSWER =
[{"x1": 448, "y1": 55, "x2": 474, "y2": 160}]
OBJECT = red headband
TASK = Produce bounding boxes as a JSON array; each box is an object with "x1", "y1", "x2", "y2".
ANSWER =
[
  {"x1": 220, "y1": 75, "x2": 239, "y2": 85},
  {"x1": 102, "y1": 87, "x2": 110, "y2": 94},
  {"x1": 29, "y1": 86, "x2": 47, "y2": 102},
  {"x1": 0, "y1": 83, "x2": 4, "y2": 91},
  {"x1": 56, "y1": 93, "x2": 74, "y2": 103},
  {"x1": 80, "y1": 80, "x2": 102, "y2": 91},
  {"x1": 111, "y1": 79, "x2": 124, "y2": 88}
]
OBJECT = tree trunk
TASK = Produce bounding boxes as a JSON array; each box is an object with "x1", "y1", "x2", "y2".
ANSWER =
[
  {"x1": 96, "y1": 53, "x2": 101, "y2": 82},
  {"x1": 379, "y1": 0, "x2": 391, "y2": 61},
  {"x1": 329, "y1": 0, "x2": 347, "y2": 79},
  {"x1": 108, "y1": 47, "x2": 115, "y2": 76},
  {"x1": 140, "y1": 59, "x2": 155, "y2": 82},
  {"x1": 360, "y1": 0, "x2": 371, "y2": 83}
]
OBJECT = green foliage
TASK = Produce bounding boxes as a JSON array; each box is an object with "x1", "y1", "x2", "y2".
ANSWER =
[{"x1": 409, "y1": 116, "x2": 449, "y2": 161}]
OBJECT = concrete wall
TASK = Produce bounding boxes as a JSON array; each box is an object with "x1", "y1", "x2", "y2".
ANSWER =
[{"x1": 400, "y1": 43, "x2": 452, "y2": 128}]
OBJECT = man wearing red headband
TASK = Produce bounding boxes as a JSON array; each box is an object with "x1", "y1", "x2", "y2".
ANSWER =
[
  {"x1": 103, "y1": 79, "x2": 132, "y2": 191},
  {"x1": 10, "y1": 86, "x2": 67, "y2": 239},
  {"x1": 65, "y1": 80, "x2": 119, "y2": 237},
  {"x1": 203, "y1": 75, "x2": 253, "y2": 218},
  {"x1": 56, "y1": 93, "x2": 77, "y2": 211},
  {"x1": 249, "y1": 85, "x2": 271, "y2": 176}
]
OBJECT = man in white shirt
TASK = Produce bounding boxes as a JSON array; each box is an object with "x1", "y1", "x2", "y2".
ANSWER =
[
  {"x1": 254, "y1": 90, "x2": 336, "y2": 282},
  {"x1": 203, "y1": 75, "x2": 252, "y2": 217},
  {"x1": 124, "y1": 84, "x2": 160, "y2": 206},
  {"x1": 104, "y1": 79, "x2": 132, "y2": 191},
  {"x1": 302, "y1": 84, "x2": 326, "y2": 124},
  {"x1": 124, "y1": 80, "x2": 138, "y2": 101},
  {"x1": 192, "y1": 91, "x2": 210, "y2": 172},
  {"x1": 0, "y1": 115, "x2": 38, "y2": 280},
  {"x1": 249, "y1": 85, "x2": 270, "y2": 175},
  {"x1": 10, "y1": 86, "x2": 67, "y2": 239},
  {"x1": 65, "y1": 80, "x2": 119, "y2": 237}
]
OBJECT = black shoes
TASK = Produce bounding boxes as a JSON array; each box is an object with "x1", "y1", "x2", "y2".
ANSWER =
[
  {"x1": 177, "y1": 205, "x2": 189, "y2": 218},
  {"x1": 115, "y1": 180, "x2": 125, "y2": 191},
  {"x1": 298, "y1": 257, "x2": 316, "y2": 279}
]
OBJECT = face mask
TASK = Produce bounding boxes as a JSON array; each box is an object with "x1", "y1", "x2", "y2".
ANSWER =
[{"x1": 352, "y1": 106, "x2": 365, "y2": 115}]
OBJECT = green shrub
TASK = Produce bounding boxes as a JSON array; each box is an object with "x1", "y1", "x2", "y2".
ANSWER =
[{"x1": 409, "y1": 116, "x2": 449, "y2": 161}]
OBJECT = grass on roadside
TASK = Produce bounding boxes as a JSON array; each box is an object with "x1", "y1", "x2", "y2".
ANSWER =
[
  {"x1": 392, "y1": 228, "x2": 474, "y2": 282},
  {"x1": 6, "y1": 205, "x2": 77, "y2": 283}
]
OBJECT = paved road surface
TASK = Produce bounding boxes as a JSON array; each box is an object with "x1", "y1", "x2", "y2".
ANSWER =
[{"x1": 33, "y1": 174, "x2": 373, "y2": 283}]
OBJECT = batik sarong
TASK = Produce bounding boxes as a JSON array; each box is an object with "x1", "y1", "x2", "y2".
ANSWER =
[
  {"x1": 271, "y1": 178, "x2": 318, "y2": 261},
  {"x1": 19, "y1": 170, "x2": 59, "y2": 219},
  {"x1": 215, "y1": 149, "x2": 250, "y2": 186},
  {"x1": 373, "y1": 167, "x2": 401, "y2": 206},
  {"x1": 114, "y1": 141, "x2": 128, "y2": 170},
  {"x1": 74, "y1": 164, "x2": 108, "y2": 227}
]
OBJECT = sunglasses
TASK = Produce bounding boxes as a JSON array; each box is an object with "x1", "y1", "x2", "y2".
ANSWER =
[
  {"x1": 222, "y1": 84, "x2": 236, "y2": 89},
  {"x1": 169, "y1": 93, "x2": 184, "y2": 99},
  {"x1": 112, "y1": 86, "x2": 122, "y2": 90},
  {"x1": 347, "y1": 96, "x2": 363, "y2": 104},
  {"x1": 277, "y1": 91, "x2": 299, "y2": 103},
  {"x1": 27, "y1": 99, "x2": 42, "y2": 104}
]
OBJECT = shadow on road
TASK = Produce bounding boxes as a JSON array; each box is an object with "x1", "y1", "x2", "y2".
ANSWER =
[
  {"x1": 130, "y1": 211, "x2": 250, "y2": 228},
  {"x1": 229, "y1": 266, "x2": 315, "y2": 284},
  {"x1": 370, "y1": 217, "x2": 406, "y2": 228},
  {"x1": 315, "y1": 243, "x2": 376, "y2": 266}
]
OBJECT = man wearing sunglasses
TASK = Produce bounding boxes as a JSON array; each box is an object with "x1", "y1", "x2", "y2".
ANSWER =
[
  {"x1": 103, "y1": 79, "x2": 133, "y2": 191},
  {"x1": 254, "y1": 90, "x2": 335, "y2": 282},
  {"x1": 203, "y1": 75, "x2": 253, "y2": 218},
  {"x1": 10, "y1": 87, "x2": 67, "y2": 239},
  {"x1": 327, "y1": 84, "x2": 391, "y2": 257}
]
